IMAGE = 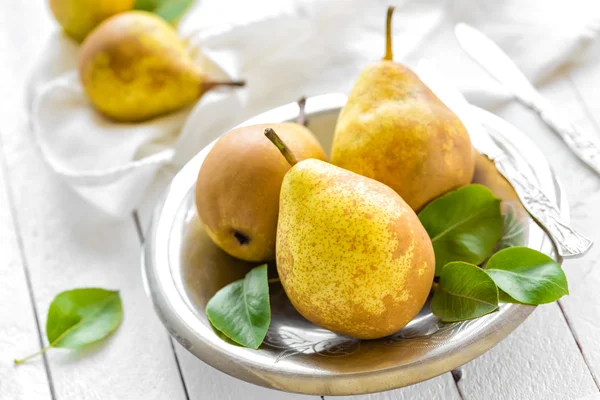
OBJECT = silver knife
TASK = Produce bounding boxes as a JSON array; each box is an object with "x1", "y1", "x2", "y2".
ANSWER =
[
  {"x1": 454, "y1": 23, "x2": 600, "y2": 176},
  {"x1": 417, "y1": 61, "x2": 593, "y2": 258}
]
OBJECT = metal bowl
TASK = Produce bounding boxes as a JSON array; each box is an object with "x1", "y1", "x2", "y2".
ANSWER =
[{"x1": 142, "y1": 93, "x2": 567, "y2": 396}]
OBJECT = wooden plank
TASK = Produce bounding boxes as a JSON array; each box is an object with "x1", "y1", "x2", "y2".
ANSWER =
[
  {"x1": 581, "y1": 395, "x2": 600, "y2": 400},
  {"x1": 513, "y1": 67, "x2": 600, "y2": 389},
  {"x1": 0, "y1": 1, "x2": 189, "y2": 400},
  {"x1": 0, "y1": 141, "x2": 53, "y2": 400},
  {"x1": 1, "y1": 119, "x2": 189, "y2": 400},
  {"x1": 457, "y1": 303, "x2": 597, "y2": 400},
  {"x1": 174, "y1": 341, "x2": 317, "y2": 400},
  {"x1": 555, "y1": 59, "x2": 600, "y2": 387},
  {"x1": 331, "y1": 373, "x2": 461, "y2": 400}
]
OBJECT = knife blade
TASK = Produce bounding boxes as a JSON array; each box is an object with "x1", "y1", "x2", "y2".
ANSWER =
[
  {"x1": 417, "y1": 61, "x2": 592, "y2": 258},
  {"x1": 454, "y1": 23, "x2": 600, "y2": 176}
]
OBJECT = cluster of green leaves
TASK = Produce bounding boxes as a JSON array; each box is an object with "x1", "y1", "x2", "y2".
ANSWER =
[
  {"x1": 15, "y1": 289, "x2": 123, "y2": 364},
  {"x1": 134, "y1": 0, "x2": 194, "y2": 24},
  {"x1": 419, "y1": 184, "x2": 569, "y2": 322}
]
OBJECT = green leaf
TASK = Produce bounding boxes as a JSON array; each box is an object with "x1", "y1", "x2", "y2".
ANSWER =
[
  {"x1": 419, "y1": 184, "x2": 503, "y2": 275},
  {"x1": 134, "y1": 0, "x2": 194, "y2": 23},
  {"x1": 496, "y1": 201, "x2": 526, "y2": 251},
  {"x1": 134, "y1": 0, "x2": 160, "y2": 11},
  {"x1": 486, "y1": 246, "x2": 568, "y2": 305},
  {"x1": 46, "y1": 288, "x2": 123, "y2": 348},
  {"x1": 15, "y1": 288, "x2": 123, "y2": 364},
  {"x1": 498, "y1": 289, "x2": 526, "y2": 304},
  {"x1": 431, "y1": 262, "x2": 499, "y2": 322},
  {"x1": 154, "y1": 0, "x2": 194, "y2": 23},
  {"x1": 206, "y1": 264, "x2": 271, "y2": 349}
]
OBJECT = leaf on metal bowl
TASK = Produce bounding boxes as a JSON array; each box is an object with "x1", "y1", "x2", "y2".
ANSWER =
[
  {"x1": 15, "y1": 288, "x2": 123, "y2": 364},
  {"x1": 486, "y1": 246, "x2": 568, "y2": 305},
  {"x1": 206, "y1": 264, "x2": 271, "y2": 349},
  {"x1": 431, "y1": 262, "x2": 499, "y2": 322},
  {"x1": 495, "y1": 201, "x2": 527, "y2": 251},
  {"x1": 498, "y1": 289, "x2": 527, "y2": 304},
  {"x1": 418, "y1": 184, "x2": 503, "y2": 275}
]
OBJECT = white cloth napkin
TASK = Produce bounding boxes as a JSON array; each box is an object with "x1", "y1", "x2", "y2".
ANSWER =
[{"x1": 27, "y1": 0, "x2": 600, "y2": 217}]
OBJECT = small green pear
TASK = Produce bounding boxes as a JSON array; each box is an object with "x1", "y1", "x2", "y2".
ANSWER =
[
  {"x1": 266, "y1": 128, "x2": 435, "y2": 339},
  {"x1": 78, "y1": 11, "x2": 245, "y2": 122},
  {"x1": 331, "y1": 7, "x2": 475, "y2": 211}
]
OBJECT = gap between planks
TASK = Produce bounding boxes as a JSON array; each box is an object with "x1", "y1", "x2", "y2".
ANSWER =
[
  {"x1": 132, "y1": 210, "x2": 191, "y2": 400},
  {"x1": 558, "y1": 298, "x2": 600, "y2": 391},
  {"x1": 0, "y1": 131, "x2": 57, "y2": 400},
  {"x1": 555, "y1": 75, "x2": 600, "y2": 391},
  {"x1": 451, "y1": 369, "x2": 465, "y2": 399}
]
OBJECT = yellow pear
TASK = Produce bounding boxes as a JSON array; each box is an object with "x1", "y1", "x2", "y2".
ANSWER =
[
  {"x1": 331, "y1": 7, "x2": 475, "y2": 211},
  {"x1": 266, "y1": 128, "x2": 435, "y2": 339},
  {"x1": 78, "y1": 11, "x2": 244, "y2": 122},
  {"x1": 195, "y1": 101, "x2": 327, "y2": 262},
  {"x1": 49, "y1": 0, "x2": 134, "y2": 42}
]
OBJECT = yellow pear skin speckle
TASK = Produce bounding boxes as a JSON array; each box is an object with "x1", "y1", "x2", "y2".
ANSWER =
[
  {"x1": 331, "y1": 8, "x2": 475, "y2": 211},
  {"x1": 276, "y1": 159, "x2": 435, "y2": 339},
  {"x1": 78, "y1": 11, "x2": 243, "y2": 122},
  {"x1": 49, "y1": 0, "x2": 134, "y2": 42}
]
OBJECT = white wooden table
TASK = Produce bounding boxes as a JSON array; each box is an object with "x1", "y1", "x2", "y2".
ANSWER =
[{"x1": 3, "y1": 1, "x2": 600, "y2": 399}]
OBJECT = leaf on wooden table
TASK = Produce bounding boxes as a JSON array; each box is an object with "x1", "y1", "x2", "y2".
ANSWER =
[
  {"x1": 418, "y1": 184, "x2": 503, "y2": 275},
  {"x1": 46, "y1": 288, "x2": 123, "y2": 348},
  {"x1": 15, "y1": 288, "x2": 123, "y2": 364},
  {"x1": 486, "y1": 246, "x2": 568, "y2": 305},
  {"x1": 206, "y1": 264, "x2": 271, "y2": 349},
  {"x1": 431, "y1": 262, "x2": 499, "y2": 322}
]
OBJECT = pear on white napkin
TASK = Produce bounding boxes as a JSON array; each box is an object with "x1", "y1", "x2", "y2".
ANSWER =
[{"x1": 27, "y1": 0, "x2": 600, "y2": 217}]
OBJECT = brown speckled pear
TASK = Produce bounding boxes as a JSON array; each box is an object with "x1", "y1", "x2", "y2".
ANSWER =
[
  {"x1": 195, "y1": 103, "x2": 327, "y2": 262},
  {"x1": 266, "y1": 129, "x2": 435, "y2": 339},
  {"x1": 78, "y1": 11, "x2": 244, "y2": 122},
  {"x1": 331, "y1": 7, "x2": 475, "y2": 211}
]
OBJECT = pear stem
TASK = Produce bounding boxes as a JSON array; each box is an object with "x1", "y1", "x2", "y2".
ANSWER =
[
  {"x1": 203, "y1": 80, "x2": 246, "y2": 91},
  {"x1": 383, "y1": 6, "x2": 395, "y2": 61},
  {"x1": 296, "y1": 96, "x2": 307, "y2": 126},
  {"x1": 264, "y1": 128, "x2": 299, "y2": 167}
]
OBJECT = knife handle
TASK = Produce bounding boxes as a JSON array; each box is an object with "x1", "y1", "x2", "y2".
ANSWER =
[
  {"x1": 493, "y1": 154, "x2": 592, "y2": 258},
  {"x1": 528, "y1": 97, "x2": 600, "y2": 175}
]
